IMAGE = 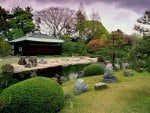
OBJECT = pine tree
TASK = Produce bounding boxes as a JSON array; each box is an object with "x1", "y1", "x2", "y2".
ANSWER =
[
  {"x1": 0, "y1": 6, "x2": 9, "y2": 34},
  {"x1": 135, "y1": 10, "x2": 150, "y2": 36},
  {"x1": 75, "y1": 2, "x2": 86, "y2": 37},
  {"x1": 7, "y1": 7, "x2": 35, "y2": 40}
]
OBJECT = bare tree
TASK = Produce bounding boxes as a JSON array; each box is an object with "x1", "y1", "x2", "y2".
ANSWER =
[
  {"x1": 34, "y1": 7, "x2": 76, "y2": 37},
  {"x1": 91, "y1": 10, "x2": 101, "y2": 22}
]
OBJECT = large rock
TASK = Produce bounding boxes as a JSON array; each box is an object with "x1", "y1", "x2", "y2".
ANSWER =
[
  {"x1": 74, "y1": 79, "x2": 88, "y2": 95},
  {"x1": 38, "y1": 58, "x2": 47, "y2": 64},
  {"x1": 122, "y1": 63, "x2": 129, "y2": 69},
  {"x1": 18, "y1": 57, "x2": 27, "y2": 65},
  {"x1": 28, "y1": 57, "x2": 37, "y2": 67},
  {"x1": 69, "y1": 73, "x2": 78, "y2": 80},
  {"x1": 1, "y1": 64, "x2": 14, "y2": 87},
  {"x1": 2, "y1": 64, "x2": 14, "y2": 75},
  {"x1": 25, "y1": 62, "x2": 32, "y2": 68},
  {"x1": 105, "y1": 63, "x2": 113, "y2": 73},
  {"x1": 101, "y1": 73, "x2": 117, "y2": 83},
  {"x1": 124, "y1": 70, "x2": 134, "y2": 77},
  {"x1": 115, "y1": 64, "x2": 120, "y2": 70}
]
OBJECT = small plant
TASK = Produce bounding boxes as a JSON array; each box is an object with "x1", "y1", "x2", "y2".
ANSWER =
[
  {"x1": 83, "y1": 64, "x2": 105, "y2": 76},
  {"x1": 0, "y1": 77, "x2": 64, "y2": 113}
]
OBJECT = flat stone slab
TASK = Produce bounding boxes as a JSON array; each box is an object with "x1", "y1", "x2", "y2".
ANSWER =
[{"x1": 95, "y1": 82, "x2": 107, "y2": 90}]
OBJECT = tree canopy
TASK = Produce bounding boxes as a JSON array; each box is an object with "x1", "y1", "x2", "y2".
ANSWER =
[
  {"x1": 7, "y1": 7, "x2": 35, "y2": 40},
  {"x1": 83, "y1": 20, "x2": 109, "y2": 40},
  {"x1": 0, "y1": 6, "x2": 9, "y2": 35},
  {"x1": 134, "y1": 10, "x2": 150, "y2": 36},
  {"x1": 35, "y1": 7, "x2": 76, "y2": 37},
  {"x1": 0, "y1": 6, "x2": 35, "y2": 41}
]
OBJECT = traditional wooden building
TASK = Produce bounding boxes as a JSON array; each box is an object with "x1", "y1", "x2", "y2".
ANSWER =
[{"x1": 9, "y1": 33, "x2": 64, "y2": 56}]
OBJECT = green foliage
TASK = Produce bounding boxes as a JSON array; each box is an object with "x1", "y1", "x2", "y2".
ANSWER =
[
  {"x1": 6, "y1": 28, "x2": 24, "y2": 40},
  {"x1": 0, "y1": 6, "x2": 35, "y2": 41},
  {"x1": 84, "y1": 20, "x2": 109, "y2": 39},
  {"x1": 134, "y1": 36, "x2": 150, "y2": 57},
  {"x1": 0, "y1": 77, "x2": 65, "y2": 113},
  {"x1": 0, "y1": 34, "x2": 7, "y2": 41},
  {"x1": 95, "y1": 30, "x2": 132, "y2": 68},
  {"x1": 61, "y1": 35, "x2": 88, "y2": 56},
  {"x1": 130, "y1": 36, "x2": 150, "y2": 72},
  {"x1": 0, "y1": 6, "x2": 9, "y2": 34},
  {"x1": 7, "y1": 7, "x2": 35, "y2": 40},
  {"x1": 83, "y1": 64, "x2": 105, "y2": 76},
  {"x1": 75, "y1": 10, "x2": 86, "y2": 36},
  {"x1": 135, "y1": 10, "x2": 150, "y2": 35},
  {"x1": 60, "y1": 71, "x2": 150, "y2": 113},
  {"x1": 0, "y1": 41, "x2": 10, "y2": 56}
]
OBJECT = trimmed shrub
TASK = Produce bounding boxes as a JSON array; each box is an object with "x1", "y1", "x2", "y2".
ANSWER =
[
  {"x1": 83, "y1": 64, "x2": 105, "y2": 76},
  {"x1": 0, "y1": 77, "x2": 64, "y2": 113}
]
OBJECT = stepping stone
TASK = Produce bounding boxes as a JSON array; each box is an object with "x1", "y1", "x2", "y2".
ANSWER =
[
  {"x1": 102, "y1": 73, "x2": 118, "y2": 83},
  {"x1": 123, "y1": 70, "x2": 134, "y2": 77},
  {"x1": 95, "y1": 82, "x2": 107, "y2": 90}
]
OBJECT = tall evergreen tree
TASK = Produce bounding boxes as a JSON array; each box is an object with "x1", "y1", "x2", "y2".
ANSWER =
[
  {"x1": 0, "y1": 6, "x2": 9, "y2": 35},
  {"x1": 134, "y1": 10, "x2": 150, "y2": 36},
  {"x1": 75, "y1": 2, "x2": 86, "y2": 37},
  {"x1": 7, "y1": 7, "x2": 35, "y2": 40}
]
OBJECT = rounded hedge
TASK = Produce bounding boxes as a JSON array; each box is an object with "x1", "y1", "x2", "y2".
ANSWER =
[
  {"x1": 83, "y1": 64, "x2": 105, "y2": 76},
  {"x1": 0, "y1": 77, "x2": 64, "y2": 113}
]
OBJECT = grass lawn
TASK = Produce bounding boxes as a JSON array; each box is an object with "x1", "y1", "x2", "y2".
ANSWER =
[
  {"x1": 60, "y1": 71, "x2": 150, "y2": 113},
  {"x1": 0, "y1": 59, "x2": 149, "y2": 113}
]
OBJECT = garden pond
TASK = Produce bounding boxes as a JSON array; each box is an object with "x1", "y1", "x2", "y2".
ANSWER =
[{"x1": 0, "y1": 64, "x2": 89, "y2": 87}]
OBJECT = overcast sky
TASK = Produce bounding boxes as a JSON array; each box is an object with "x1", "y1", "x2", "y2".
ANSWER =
[{"x1": 0, "y1": 0, "x2": 149, "y2": 34}]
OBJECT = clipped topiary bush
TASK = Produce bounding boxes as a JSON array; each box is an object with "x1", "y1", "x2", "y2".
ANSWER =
[
  {"x1": 83, "y1": 64, "x2": 105, "y2": 76},
  {"x1": 0, "y1": 77, "x2": 64, "y2": 113}
]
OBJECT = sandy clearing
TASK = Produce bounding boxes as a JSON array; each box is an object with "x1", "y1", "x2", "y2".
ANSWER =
[{"x1": 11, "y1": 57, "x2": 97, "y2": 73}]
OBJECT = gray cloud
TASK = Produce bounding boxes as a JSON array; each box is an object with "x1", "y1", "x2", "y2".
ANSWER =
[
  {"x1": 0, "y1": 0, "x2": 143, "y2": 34},
  {"x1": 100, "y1": 0, "x2": 150, "y2": 12},
  {"x1": 0, "y1": 0, "x2": 150, "y2": 12},
  {"x1": 0, "y1": 0, "x2": 149, "y2": 12},
  {"x1": 39, "y1": 0, "x2": 150, "y2": 13}
]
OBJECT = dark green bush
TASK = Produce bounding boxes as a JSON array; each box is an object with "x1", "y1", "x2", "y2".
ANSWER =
[
  {"x1": 83, "y1": 64, "x2": 105, "y2": 76},
  {"x1": 61, "y1": 35, "x2": 88, "y2": 56},
  {"x1": 0, "y1": 41, "x2": 10, "y2": 57},
  {"x1": 0, "y1": 77, "x2": 64, "y2": 113}
]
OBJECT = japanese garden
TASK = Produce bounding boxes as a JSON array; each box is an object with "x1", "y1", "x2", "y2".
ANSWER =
[{"x1": 0, "y1": 0, "x2": 150, "y2": 113}]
